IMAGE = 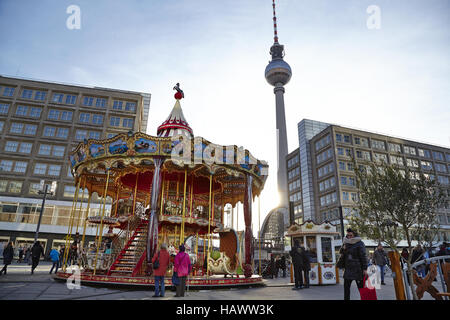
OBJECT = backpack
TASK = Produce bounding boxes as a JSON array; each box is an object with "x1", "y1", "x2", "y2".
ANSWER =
[{"x1": 153, "y1": 251, "x2": 160, "y2": 270}]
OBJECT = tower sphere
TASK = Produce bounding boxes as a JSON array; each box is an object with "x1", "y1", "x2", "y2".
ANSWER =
[{"x1": 265, "y1": 59, "x2": 292, "y2": 87}]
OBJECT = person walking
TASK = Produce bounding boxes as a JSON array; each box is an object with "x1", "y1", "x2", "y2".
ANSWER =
[
  {"x1": 152, "y1": 243, "x2": 170, "y2": 297},
  {"x1": 302, "y1": 247, "x2": 311, "y2": 288},
  {"x1": 173, "y1": 244, "x2": 191, "y2": 297},
  {"x1": 290, "y1": 240, "x2": 305, "y2": 290},
  {"x1": 18, "y1": 246, "x2": 24, "y2": 263},
  {"x1": 373, "y1": 244, "x2": 389, "y2": 285},
  {"x1": 274, "y1": 255, "x2": 280, "y2": 278},
  {"x1": 269, "y1": 255, "x2": 276, "y2": 279},
  {"x1": 49, "y1": 247, "x2": 60, "y2": 274},
  {"x1": 59, "y1": 246, "x2": 65, "y2": 268},
  {"x1": 340, "y1": 228, "x2": 368, "y2": 300},
  {"x1": 31, "y1": 241, "x2": 45, "y2": 274},
  {"x1": 280, "y1": 255, "x2": 287, "y2": 278},
  {"x1": 411, "y1": 245, "x2": 425, "y2": 278},
  {"x1": 0, "y1": 242, "x2": 14, "y2": 275},
  {"x1": 25, "y1": 246, "x2": 31, "y2": 265}
]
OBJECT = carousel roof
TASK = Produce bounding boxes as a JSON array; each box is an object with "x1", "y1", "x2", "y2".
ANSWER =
[{"x1": 157, "y1": 97, "x2": 193, "y2": 138}]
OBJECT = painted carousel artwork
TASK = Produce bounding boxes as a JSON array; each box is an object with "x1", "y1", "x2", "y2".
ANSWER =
[{"x1": 54, "y1": 85, "x2": 269, "y2": 288}]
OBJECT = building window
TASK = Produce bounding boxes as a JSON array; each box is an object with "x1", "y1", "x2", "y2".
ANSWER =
[
  {"x1": 125, "y1": 102, "x2": 136, "y2": 112},
  {"x1": 343, "y1": 135, "x2": 351, "y2": 143},
  {"x1": 0, "y1": 180, "x2": 8, "y2": 192},
  {"x1": 390, "y1": 155, "x2": 404, "y2": 166},
  {"x1": 13, "y1": 161, "x2": 28, "y2": 173},
  {"x1": 435, "y1": 163, "x2": 447, "y2": 173},
  {"x1": 38, "y1": 144, "x2": 52, "y2": 155},
  {"x1": 56, "y1": 128, "x2": 69, "y2": 139},
  {"x1": 48, "y1": 109, "x2": 60, "y2": 120},
  {"x1": 404, "y1": 146, "x2": 416, "y2": 155},
  {"x1": 388, "y1": 143, "x2": 402, "y2": 153},
  {"x1": 64, "y1": 186, "x2": 76, "y2": 197},
  {"x1": 43, "y1": 126, "x2": 56, "y2": 137},
  {"x1": 315, "y1": 134, "x2": 331, "y2": 151},
  {"x1": 351, "y1": 193, "x2": 359, "y2": 202},
  {"x1": 92, "y1": 114, "x2": 103, "y2": 125},
  {"x1": 335, "y1": 133, "x2": 342, "y2": 142},
  {"x1": 372, "y1": 139, "x2": 386, "y2": 150},
  {"x1": 341, "y1": 176, "x2": 348, "y2": 185},
  {"x1": 3, "y1": 87, "x2": 15, "y2": 97},
  {"x1": 373, "y1": 153, "x2": 388, "y2": 163},
  {"x1": 113, "y1": 100, "x2": 123, "y2": 110},
  {"x1": 342, "y1": 191, "x2": 349, "y2": 201},
  {"x1": 337, "y1": 147, "x2": 344, "y2": 156},
  {"x1": 79, "y1": 113, "x2": 90, "y2": 123},
  {"x1": 123, "y1": 118, "x2": 134, "y2": 128},
  {"x1": 10, "y1": 123, "x2": 24, "y2": 134},
  {"x1": 420, "y1": 161, "x2": 433, "y2": 170},
  {"x1": 24, "y1": 124, "x2": 37, "y2": 135},
  {"x1": 48, "y1": 165, "x2": 61, "y2": 176},
  {"x1": 34, "y1": 163, "x2": 47, "y2": 175},
  {"x1": 52, "y1": 146, "x2": 65, "y2": 157},
  {"x1": 0, "y1": 103, "x2": 9, "y2": 115},
  {"x1": 65, "y1": 95, "x2": 77, "y2": 104},
  {"x1": 75, "y1": 130, "x2": 87, "y2": 141},
  {"x1": 432, "y1": 151, "x2": 444, "y2": 161},
  {"x1": 110, "y1": 117, "x2": 120, "y2": 127},
  {"x1": 29, "y1": 107, "x2": 42, "y2": 118},
  {"x1": 406, "y1": 158, "x2": 419, "y2": 168},
  {"x1": 95, "y1": 98, "x2": 106, "y2": 108},
  {"x1": 0, "y1": 160, "x2": 14, "y2": 172},
  {"x1": 0, "y1": 121, "x2": 3, "y2": 132},
  {"x1": 52, "y1": 93, "x2": 64, "y2": 103},
  {"x1": 15, "y1": 105, "x2": 28, "y2": 116},
  {"x1": 21, "y1": 89, "x2": 33, "y2": 99},
  {"x1": 5, "y1": 141, "x2": 19, "y2": 152},
  {"x1": 418, "y1": 148, "x2": 431, "y2": 158},
  {"x1": 339, "y1": 161, "x2": 346, "y2": 171},
  {"x1": 8, "y1": 181, "x2": 23, "y2": 193},
  {"x1": 437, "y1": 175, "x2": 449, "y2": 185},
  {"x1": 34, "y1": 91, "x2": 47, "y2": 101},
  {"x1": 347, "y1": 163, "x2": 354, "y2": 171},
  {"x1": 83, "y1": 96, "x2": 94, "y2": 106},
  {"x1": 89, "y1": 131, "x2": 101, "y2": 140},
  {"x1": 19, "y1": 142, "x2": 32, "y2": 154},
  {"x1": 61, "y1": 111, "x2": 73, "y2": 121},
  {"x1": 317, "y1": 162, "x2": 334, "y2": 178},
  {"x1": 317, "y1": 148, "x2": 333, "y2": 164}
]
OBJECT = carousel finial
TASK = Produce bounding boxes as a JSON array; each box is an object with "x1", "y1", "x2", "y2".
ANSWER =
[{"x1": 173, "y1": 82, "x2": 184, "y2": 100}]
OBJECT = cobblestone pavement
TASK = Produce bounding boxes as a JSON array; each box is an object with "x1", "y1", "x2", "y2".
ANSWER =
[{"x1": 0, "y1": 262, "x2": 437, "y2": 300}]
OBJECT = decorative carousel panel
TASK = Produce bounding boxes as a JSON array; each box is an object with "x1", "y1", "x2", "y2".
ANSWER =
[
  {"x1": 160, "y1": 139, "x2": 177, "y2": 156},
  {"x1": 89, "y1": 143, "x2": 106, "y2": 158},
  {"x1": 108, "y1": 138, "x2": 129, "y2": 155},
  {"x1": 134, "y1": 137, "x2": 158, "y2": 154}
]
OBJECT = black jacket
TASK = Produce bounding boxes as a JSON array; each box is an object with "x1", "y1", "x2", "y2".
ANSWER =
[
  {"x1": 290, "y1": 246, "x2": 304, "y2": 267},
  {"x1": 342, "y1": 240, "x2": 368, "y2": 280},
  {"x1": 303, "y1": 250, "x2": 312, "y2": 271},
  {"x1": 31, "y1": 243, "x2": 44, "y2": 258},
  {"x1": 3, "y1": 246, "x2": 14, "y2": 265}
]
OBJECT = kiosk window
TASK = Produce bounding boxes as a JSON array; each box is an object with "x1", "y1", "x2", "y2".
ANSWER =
[
  {"x1": 321, "y1": 237, "x2": 333, "y2": 263},
  {"x1": 306, "y1": 236, "x2": 317, "y2": 263}
]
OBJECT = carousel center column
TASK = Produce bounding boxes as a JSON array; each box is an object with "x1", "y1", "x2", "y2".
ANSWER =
[
  {"x1": 243, "y1": 174, "x2": 254, "y2": 278},
  {"x1": 146, "y1": 158, "x2": 164, "y2": 275}
]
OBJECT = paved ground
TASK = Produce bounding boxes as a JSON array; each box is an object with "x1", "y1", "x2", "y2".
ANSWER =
[{"x1": 0, "y1": 261, "x2": 436, "y2": 300}]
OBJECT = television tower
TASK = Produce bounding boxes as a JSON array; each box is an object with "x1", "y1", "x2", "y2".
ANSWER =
[{"x1": 265, "y1": 0, "x2": 291, "y2": 209}]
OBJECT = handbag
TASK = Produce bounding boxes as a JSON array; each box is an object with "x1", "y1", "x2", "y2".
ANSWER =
[
  {"x1": 172, "y1": 271, "x2": 180, "y2": 285},
  {"x1": 358, "y1": 275, "x2": 378, "y2": 300},
  {"x1": 336, "y1": 254, "x2": 345, "y2": 269},
  {"x1": 153, "y1": 251, "x2": 160, "y2": 270}
]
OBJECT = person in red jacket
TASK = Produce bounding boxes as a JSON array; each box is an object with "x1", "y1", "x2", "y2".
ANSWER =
[{"x1": 152, "y1": 243, "x2": 170, "y2": 297}]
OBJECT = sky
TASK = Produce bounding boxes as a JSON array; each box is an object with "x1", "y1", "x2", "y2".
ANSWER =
[{"x1": 0, "y1": 0, "x2": 449, "y2": 235}]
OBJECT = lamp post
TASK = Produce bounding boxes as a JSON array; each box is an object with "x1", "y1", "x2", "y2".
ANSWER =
[{"x1": 34, "y1": 181, "x2": 56, "y2": 242}]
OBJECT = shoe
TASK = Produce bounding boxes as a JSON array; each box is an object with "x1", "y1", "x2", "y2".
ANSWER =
[
  {"x1": 381, "y1": 282, "x2": 386, "y2": 285},
  {"x1": 291, "y1": 287, "x2": 298, "y2": 290},
  {"x1": 160, "y1": 295, "x2": 164, "y2": 297}
]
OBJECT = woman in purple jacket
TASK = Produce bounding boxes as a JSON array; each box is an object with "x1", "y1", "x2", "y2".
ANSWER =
[{"x1": 173, "y1": 244, "x2": 191, "y2": 297}]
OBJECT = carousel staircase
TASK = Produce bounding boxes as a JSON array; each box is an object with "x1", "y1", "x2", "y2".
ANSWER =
[{"x1": 107, "y1": 219, "x2": 148, "y2": 276}]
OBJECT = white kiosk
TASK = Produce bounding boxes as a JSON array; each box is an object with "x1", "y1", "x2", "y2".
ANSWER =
[{"x1": 287, "y1": 220, "x2": 340, "y2": 285}]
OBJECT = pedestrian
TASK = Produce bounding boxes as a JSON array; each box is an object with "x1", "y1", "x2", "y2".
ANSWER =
[
  {"x1": 59, "y1": 246, "x2": 65, "y2": 268},
  {"x1": 0, "y1": 242, "x2": 14, "y2": 275},
  {"x1": 280, "y1": 255, "x2": 287, "y2": 278},
  {"x1": 49, "y1": 247, "x2": 60, "y2": 274},
  {"x1": 373, "y1": 244, "x2": 389, "y2": 285},
  {"x1": 25, "y1": 246, "x2": 31, "y2": 265},
  {"x1": 274, "y1": 255, "x2": 280, "y2": 278},
  {"x1": 411, "y1": 245, "x2": 425, "y2": 278},
  {"x1": 152, "y1": 243, "x2": 170, "y2": 297},
  {"x1": 31, "y1": 241, "x2": 45, "y2": 274},
  {"x1": 18, "y1": 246, "x2": 24, "y2": 263},
  {"x1": 269, "y1": 255, "x2": 276, "y2": 279},
  {"x1": 340, "y1": 228, "x2": 368, "y2": 300},
  {"x1": 173, "y1": 244, "x2": 191, "y2": 297},
  {"x1": 303, "y1": 247, "x2": 311, "y2": 288},
  {"x1": 290, "y1": 240, "x2": 305, "y2": 290}
]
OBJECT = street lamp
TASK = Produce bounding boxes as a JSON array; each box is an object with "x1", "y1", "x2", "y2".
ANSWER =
[{"x1": 34, "y1": 180, "x2": 56, "y2": 242}]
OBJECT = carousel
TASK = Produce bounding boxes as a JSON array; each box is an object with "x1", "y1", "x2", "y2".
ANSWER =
[
  {"x1": 286, "y1": 220, "x2": 340, "y2": 285},
  {"x1": 54, "y1": 85, "x2": 268, "y2": 288}
]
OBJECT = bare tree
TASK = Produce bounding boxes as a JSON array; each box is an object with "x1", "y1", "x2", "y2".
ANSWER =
[{"x1": 350, "y1": 160, "x2": 445, "y2": 300}]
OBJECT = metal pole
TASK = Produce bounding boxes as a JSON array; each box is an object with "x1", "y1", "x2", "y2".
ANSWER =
[{"x1": 34, "y1": 184, "x2": 48, "y2": 242}]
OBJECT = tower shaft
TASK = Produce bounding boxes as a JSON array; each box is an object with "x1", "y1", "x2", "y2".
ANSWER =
[{"x1": 275, "y1": 85, "x2": 289, "y2": 208}]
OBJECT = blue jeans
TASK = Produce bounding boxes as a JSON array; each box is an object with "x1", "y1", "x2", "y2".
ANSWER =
[
  {"x1": 155, "y1": 276, "x2": 165, "y2": 297},
  {"x1": 50, "y1": 261, "x2": 59, "y2": 274},
  {"x1": 378, "y1": 265, "x2": 385, "y2": 283}
]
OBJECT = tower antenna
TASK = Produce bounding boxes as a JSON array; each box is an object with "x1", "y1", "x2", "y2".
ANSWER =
[{"x1": 272, "y1": 0, "x2": 279, "y2": 43}]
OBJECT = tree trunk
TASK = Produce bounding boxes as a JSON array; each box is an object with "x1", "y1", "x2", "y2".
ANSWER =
[{"x1": 404, "y1": 230, "x2": 418, "y2": 300}]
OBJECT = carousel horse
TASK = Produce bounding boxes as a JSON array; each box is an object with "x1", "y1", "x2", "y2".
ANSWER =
[{"x1": 207, "y1": 228, "x2": 241, "y2": 277}]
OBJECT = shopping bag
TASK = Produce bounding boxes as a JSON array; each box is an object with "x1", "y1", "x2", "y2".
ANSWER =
[
  {"x1": 172, "y1": 271, "x2": 180, "y2": 286},
  {"x1": 359, "y1": 275, "x2": 378, "y2": 300}
]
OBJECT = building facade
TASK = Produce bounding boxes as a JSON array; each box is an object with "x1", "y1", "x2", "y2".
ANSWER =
[
  {"x1": 286, "y1": 119, "x2": 450, "y2": 246},
  {"x1": 0, "y1": 75, "x2": 150, "y2": 256}
]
